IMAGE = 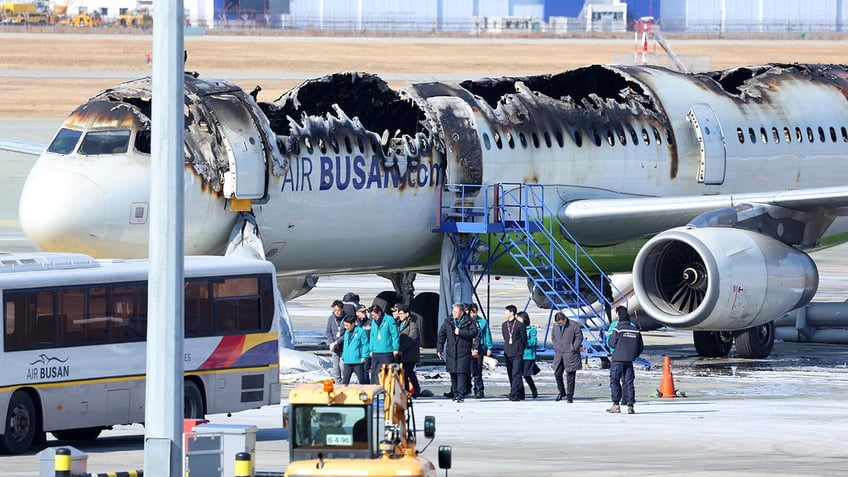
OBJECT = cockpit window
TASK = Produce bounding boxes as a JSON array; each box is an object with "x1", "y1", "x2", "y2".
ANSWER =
[
  {"x1": 78, "y1": 130, "x2": 131, "y2": 156},
  {"x1": 47, "y1": 128, "x2": 83, "y2": 155}
]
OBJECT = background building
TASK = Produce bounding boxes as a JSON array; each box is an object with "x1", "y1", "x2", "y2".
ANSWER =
[{"x1": 50, "y1": 0, "x2": 848, "y2": 33}]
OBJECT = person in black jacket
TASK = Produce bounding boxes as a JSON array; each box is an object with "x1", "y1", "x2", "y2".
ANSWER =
[
  {"x1": 607, "y1": 306, "x2": 644, "y2": 414},
  {"x1": 501, "y1": 304, "x2": 526, "y2": 401},
  {"x1": 395, "y1": 303, "x2": 421, "y2": 398},
  {"x1": 437, "y1": 303, "x2": 478, "y2": 402}
]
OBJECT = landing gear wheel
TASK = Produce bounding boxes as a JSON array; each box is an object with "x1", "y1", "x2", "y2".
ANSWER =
[
  {"x1": 411, "y1": 292, "x2": 440, "y2": 348},
  {"x1": 1, "y1": 391, "x2": 37, "y2": 454},
  {"x1": 184, "y1": 380, "x2": 205, "y2": 419},
  {"x1": 371, "y1": 291, "x2": 398, "y2": 315},
  {"x1": 52, "y1": 427, "x2": 102, "y2": 442},
  {"x1": 734, "y1": 321, "x2": 775, "y2": 358},
  {"x1": 693, "y1": 330, "x2": 733, "y2": 357}
]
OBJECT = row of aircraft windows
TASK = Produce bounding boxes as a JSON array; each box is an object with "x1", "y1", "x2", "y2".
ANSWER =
[
  {"x1": 481, "y1": 124, "x2": 673, "y2": 151},
  {"x1": 736, "y1": 125, "x2": 848, "y2": 145}
]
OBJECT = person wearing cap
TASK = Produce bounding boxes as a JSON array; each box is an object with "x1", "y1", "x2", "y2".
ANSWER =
[
  {"x1": 468, "y1": 303, "x2": 492, "y2": 399},
  {"x1": 368, "y1": 304, "x2": 399, "y2": 385},
  {"x1": 340, "y1": 315, "x2": 369, "y2": 385},
  {"x1": 551, "y1": 311, "x2": 583, "y2": 403},
  {"x1": 607, "y1": 306, "x2": 644, "y2": 414},
  {"x1": 325, "y1": 299, "x2": 348, "y2": 383},
  {"x1": 395, "y1": 303, "x2": 421, "y2": 397},
  {"x1": 436, "y1": 302, "x2": 478, "y2": 402}
]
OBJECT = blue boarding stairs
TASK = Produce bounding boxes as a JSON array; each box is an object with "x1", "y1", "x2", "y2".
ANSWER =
[{"x1": 435, "y1": 183, "x2": 625, "y2": 363}]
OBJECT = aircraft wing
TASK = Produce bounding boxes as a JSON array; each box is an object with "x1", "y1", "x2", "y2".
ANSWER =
[
  {"x1": 560, "y1": 185, "x2": 848, "y2": 246},
  {"x1": 0, "y1": 138, "x2": 46, "y2": 156}
]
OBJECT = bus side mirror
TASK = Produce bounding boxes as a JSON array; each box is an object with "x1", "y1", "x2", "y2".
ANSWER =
[
  {"x1": 438, "y1": 445, "x2": 452, "y2": 469},
  {"x1": 424, "y1": 415, "x2": 435, "y2": 439},
  {"x1": 282, "y1": 405, "x2": 290, "y2": 429}
]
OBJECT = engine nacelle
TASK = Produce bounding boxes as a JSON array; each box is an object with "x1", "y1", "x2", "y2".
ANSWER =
[
  {"x1": 632, "y1": 227, "x2": 818, "y2": 331},
  {"x1": 277, "y1": 275, "x2": 319, "y2": 301}
]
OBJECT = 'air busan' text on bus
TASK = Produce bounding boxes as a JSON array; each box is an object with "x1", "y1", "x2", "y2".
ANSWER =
[{"x1": 281, "y1": 156, "x2": 443, "y2": 192}]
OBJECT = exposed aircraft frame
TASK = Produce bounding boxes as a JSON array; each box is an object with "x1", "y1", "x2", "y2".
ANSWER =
[{"x1": 5, "y1": 62, "x2": 848, "y2": 359}]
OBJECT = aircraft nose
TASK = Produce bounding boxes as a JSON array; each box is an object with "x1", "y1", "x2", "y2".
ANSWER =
[{"x1": 19, "y1": 168, "x2": 105, "y2": 254}]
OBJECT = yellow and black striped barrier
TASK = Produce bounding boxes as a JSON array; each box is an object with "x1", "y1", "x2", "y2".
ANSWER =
[
  {"x1": 235, "y1": 452, "x2": 252, "y2": 477},
  {"x1": 88, "y1": 472, "x2": 143, "y2": 477},
  {"x1": 54, "y1": 448, "x2": 71, "y2": 477}
]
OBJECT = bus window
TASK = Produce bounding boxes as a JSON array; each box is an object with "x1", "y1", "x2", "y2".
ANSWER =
[
  {"x1": 58, "y1": 288, "x2": 86, "y2": 346},
  {"x1": 185, "y1": 280, "x2": 212, "y2": 337}
]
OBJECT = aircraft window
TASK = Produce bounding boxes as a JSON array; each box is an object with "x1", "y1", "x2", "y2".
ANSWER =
[
  {"x1": 572, "y1": 130, "x2": 582, "y2": 147},
  {"x1": 329, "y1": 136, "x2": 339, "y2": 154},
  {"x1": 795, "y1": 127, "x2": 803, "y2": 142},
  {"x1": 482, "y1": 133, "x2": 491, "y2": 150},
  {"x1": 641, "y1": 128, "x2": 650, "y2": 144},
  {"x1": 357, "y1": 137, "x2": 365, "y2": 153},
  {"x1": 652, "y1": 127, "x2": 662, "y2": 145},
  {"x1": 771, "y1": 127, "x2": 780, "y2": 143},
  {"x1": 317, "y1": 138, "x2": 326, "y2": 154},
  {"x1": 554, "y1": 130, "x2": 564, "y2": 147},
  {"x1": 737, "y1": 128, "x2": 745, "y2": 144},
  {"x1": 666, "y1": 129, "x2": 674, "y2": 145},
  {"x1": 806, "y1": 127, "x2": 814, "y2": 142},
  {"x1": 842, "y1": 127, "x2": 848, "y2": 142},
  {"x1": 543, "y1": 131, "x2": 552, "y2": 148},
  {"x1": 344, "y1": 137, "x2": 352, "y2": 154},
  {"x1": 818, "y1": 127, "x2": 826, "y2": 143},
  {"x1": 829, "y1": 127, "x2": 837, "y2": 142},
  {"x1": 759, "y1": 127, "x2": 767, "y2": 144},
  {"x1": 304, "y1": 137, "x2": 314, "y2": 154},
  {"x1": 616, "y1": 126, "x2": 626, "y2": 146},
  {"x1": 134, "y1": 130, "x2": 151, "y2": 154},
  {"x1": 783, "y1": 127, "x2": 791, "y2": 143},
  {"x1": 47, "y1": 128, "x2": 84, "y2": 155},
  {"x1": 606, "y1": 129, "x2": 615, "y2": 146},
  {"x1": 78, "y1": 130, "x2": 131, "y2": 156},
  {"x1": 506, "y1": 132, "x2": 515, "y2": 149},
  {"x1": 531, "y1": 132, "x2": 540, "y2": 148},
  {"x1": 370, "y1": 137, "x2": 380, "y2": 154},
  {"x1": 493, "y1": 132, "x2": 503, "y2": 149},
  {"x1": 748, "y1": 127, "x2": 756, "y2": 143},
  {"x1": 627, "y1": 126, "x2": 638, "y2": 144},
  {"x1": 589, "y1": 128, "x2": 601, "y2": 147},
  {"x1": 518, "y1": 132, "x2": 527, "y2": 149}
]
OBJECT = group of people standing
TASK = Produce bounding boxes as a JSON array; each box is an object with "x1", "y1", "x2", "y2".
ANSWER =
[
  {"x1": 328, "y1": 293, "x2": 645, "y2": 412},
  {"x1": 325, "y1": 293, "x2": 422, "y2": 397}
]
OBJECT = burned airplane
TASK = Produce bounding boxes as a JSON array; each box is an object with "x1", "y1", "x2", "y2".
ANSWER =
[{"x1": 7, "y1": 63, "x2": 848, "y2": 358}]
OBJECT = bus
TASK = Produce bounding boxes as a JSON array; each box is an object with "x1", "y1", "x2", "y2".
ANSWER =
[{"x1": 0, "y1": 253, "x2": 283, "y2": 454}]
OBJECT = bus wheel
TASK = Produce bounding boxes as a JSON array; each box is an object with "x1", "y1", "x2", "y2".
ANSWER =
[
  {"x1": 184, "y1": 381, "x2": 205, "y2": 419},
  {"x1": 52, "y1": 427, "x2": 102, "y2": 442},
  {"x1": 1, "y1": 391, "x2": 37, "y2": 454}
]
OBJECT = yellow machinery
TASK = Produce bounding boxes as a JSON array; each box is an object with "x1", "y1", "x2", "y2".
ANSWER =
[
  {"x1": 116, "y1": 8, "x2": 151, "y2": 27},
  {"x1": 69, "y1": 10, "x2": 100, "y2": 27},
  {"x1": 284, "y1": 364, "x2": 451, "y2": 476}
]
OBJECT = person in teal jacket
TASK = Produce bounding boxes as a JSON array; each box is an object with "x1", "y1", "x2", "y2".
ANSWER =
[
  {"x1": 519, "y1": 311, "x2": 539, "y2": 399},
  {"x1": 368, "y1": 304, "x2": 399, "y2": 385},
  {"x1": 340, "y1": 315, "x2": 369, "y2": 384},
  {"x1": 469, "y1": 303, "x2": 493, "y2": 399}
]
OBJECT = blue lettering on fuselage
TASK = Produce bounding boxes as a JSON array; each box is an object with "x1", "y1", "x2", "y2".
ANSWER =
[{"x1": 282, "y1": 155, "x2": 442, "y2": 192}]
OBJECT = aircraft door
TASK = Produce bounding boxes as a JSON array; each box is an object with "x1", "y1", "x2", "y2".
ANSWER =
[
  {"x1": 687, "y1": 103, "x2": 726, "y2": 185},
  {"x1": 425, "y1": 97, "x2": 483, "y2": 189},
  {"x1": 206, "y1": 95, "x2": 267, "y2": 200}
]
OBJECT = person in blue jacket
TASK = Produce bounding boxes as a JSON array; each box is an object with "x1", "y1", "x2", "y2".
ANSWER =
[
  {"x1": 519, "y1": 311, "x2": 539, "y2": 399},
  {"x1": 368, "y1": 304, "x2": 399, "y2": 385},
  {"x1": 340, "y1": 315, "x2": 369, "y2": 385}
]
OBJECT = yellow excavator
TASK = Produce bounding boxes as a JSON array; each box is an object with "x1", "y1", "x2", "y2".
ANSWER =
[{"x1": 283, "y1": 364, "x2": 451, "y2": 476}]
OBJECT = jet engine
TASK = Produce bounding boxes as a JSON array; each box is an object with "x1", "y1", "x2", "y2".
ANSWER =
[{"x1": 632, "y1": 226, "x2": 818, "y2": 331}]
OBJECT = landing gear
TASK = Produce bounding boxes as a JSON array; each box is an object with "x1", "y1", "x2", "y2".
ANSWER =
[
  {"x1": 735, "y1": 321, "x2": 775, "y2": 359},
  {"x1": 693, "y1": 330, "x2": 734, "y2": 357},
  {"x1": 411, "y1": 292, "x2": 439, "y2": 348}
]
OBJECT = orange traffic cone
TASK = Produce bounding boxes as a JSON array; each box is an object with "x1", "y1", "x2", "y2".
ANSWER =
[{"x1": 659, "y1": 355, "x2": 678, "y2": 398}]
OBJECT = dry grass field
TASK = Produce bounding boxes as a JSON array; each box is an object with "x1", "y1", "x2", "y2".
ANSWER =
[{"x1": 1, "y1": 32, "x2": 846, "y2": 118}]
